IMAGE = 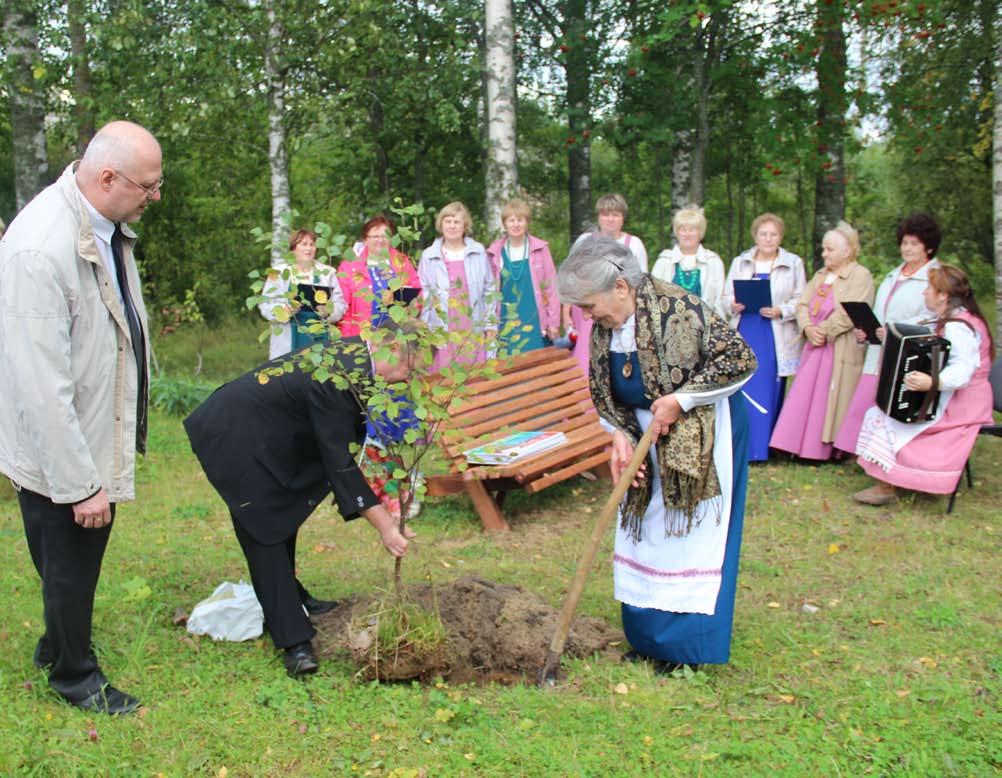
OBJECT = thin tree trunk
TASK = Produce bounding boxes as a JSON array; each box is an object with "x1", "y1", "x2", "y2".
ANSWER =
[
  {"x1": 4, "y1": 1, "x2": 49, "y2": 209},
  {"x1": 725, "y1": 168, "x2": 734, "y2": 260},
  {"x1": 565, "y1": 0, "x2": 591, "y2": 242},
  {"x1": 655, "y1": 145, "x2": 666, "y2": 248},
  {"x1": 66, "y1": 0, "x2": 95, "y2": 155},
  {"x1": 264, "y1": 1, "x2": 290, "y2": 267},
  {"x1": 484, "y1": 0, "x2": 518, "y2": 240},
  {"x1": 670, "y1": 129, "x2": 693, "y2": 220},
  {"x1": 811, "y1": 0, "x2": 847, "y2": 271},
  {"x1": 367, "y1": 70, "x2": 389, "y2": 197},
  {"x1": 994, "y1": 0, "x2": 1002, "y2": 345}
]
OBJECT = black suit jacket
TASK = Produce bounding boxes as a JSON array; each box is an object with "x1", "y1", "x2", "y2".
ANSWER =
[{"x1": 183, "y1": 344, "x2": 380, "y2": 545}]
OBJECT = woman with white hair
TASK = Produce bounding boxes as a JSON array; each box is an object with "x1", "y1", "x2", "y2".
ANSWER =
[
  {"x1": 651, "y1": 205, "x2": 726, "y2": 317},
  {"x1": 770, "y1": 221, "x2": 874, "y2": 461},
  {"x1": 418, "y1": 201, "x2": 496, "y2": 371},
  {"x1": 558, "y1": 235, "x2": 756, "y2": 673}
]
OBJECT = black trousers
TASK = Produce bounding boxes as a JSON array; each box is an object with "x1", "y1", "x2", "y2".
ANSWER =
[
  {"x1": 230, "y1": 515, "x2": 315, "y2": 649},
  {"x1": 18, "y1": 487, "x2": 114, "y2": 702}
]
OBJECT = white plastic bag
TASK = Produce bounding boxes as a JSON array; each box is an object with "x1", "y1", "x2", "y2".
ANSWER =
[{"x1": 187, "y1": 581, "x2": 264, "y2": 641}]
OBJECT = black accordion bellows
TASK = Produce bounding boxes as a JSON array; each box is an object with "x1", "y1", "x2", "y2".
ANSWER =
[{"x1": 876, "y1": 322, "x2": 951, "y2": 423}]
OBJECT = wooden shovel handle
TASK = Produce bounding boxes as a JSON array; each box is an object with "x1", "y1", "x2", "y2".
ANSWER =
[{"x1": 538, "y1": 425, "x2": 655, "y2": 685}]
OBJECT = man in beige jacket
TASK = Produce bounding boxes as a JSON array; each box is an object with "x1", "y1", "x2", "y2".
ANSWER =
[{"x1": 0, "y1": 121, "x2": 161, "y2": 714}]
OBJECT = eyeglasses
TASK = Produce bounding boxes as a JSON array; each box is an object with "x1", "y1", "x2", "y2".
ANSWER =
[{"x1": 116, "y1": 169, "x2": 163, "y2": 199}]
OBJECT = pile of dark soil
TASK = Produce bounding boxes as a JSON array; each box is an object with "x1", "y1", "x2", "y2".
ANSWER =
[{"x1": 312, "y1": 575, "x2": 620, "y2": 684}]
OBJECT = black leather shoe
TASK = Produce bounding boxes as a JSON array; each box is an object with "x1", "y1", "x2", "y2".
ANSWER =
[
  {"x1": 302, "y1": 595, "x2": 338, "y2": 617},
  {"x1": 71, "y1": 685, "x2": 141, "y2": 715},
  {"x1": 284, "y1": 641, "x2": 319, "y2": 676}
]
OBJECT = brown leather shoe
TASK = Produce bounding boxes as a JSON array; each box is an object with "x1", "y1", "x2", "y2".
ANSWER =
[{"x1": 853, "y1": 484, "x2": 897, "y2": 506}]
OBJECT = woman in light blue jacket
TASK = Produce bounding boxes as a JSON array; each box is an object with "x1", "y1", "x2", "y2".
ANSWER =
[{"x1": 418, "y1": 201, "x2": 497, "y2": 371}]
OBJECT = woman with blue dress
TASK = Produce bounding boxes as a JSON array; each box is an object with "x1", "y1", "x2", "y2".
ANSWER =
[
  {"x1": 558, "y1": 236, "x2": 757, "y2": 672},
  {"x1": 721, "y1": 213, "x2": 806, "y2": 461}
]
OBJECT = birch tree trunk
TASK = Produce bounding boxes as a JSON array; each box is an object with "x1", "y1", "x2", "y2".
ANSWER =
[
  {"x1": 67, "y1": 0, "x2": 95, "y2": 155},
  {"x1": 3, "y1": 1, "x2": 49, "y2": 210},
  {"x1": 484, "y1": 0, "x2": 518, "y2": 239},
  {"x1": 994, "y1": 0, "x2": 1001, "y2": 345},
  {"x1": 264, "y1": 1, "x2": 291, "y2": 267},
  {"x1": 811, "y1": 0, "x2": 847, "y2": 271},
  {"x1": 670, "y1": 129, "x2": 693, "y2": 222}
]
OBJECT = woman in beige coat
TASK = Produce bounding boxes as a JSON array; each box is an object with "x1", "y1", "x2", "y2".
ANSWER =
[{"x1": 769, "y1": 221, "x2": 874, "y2": 461}]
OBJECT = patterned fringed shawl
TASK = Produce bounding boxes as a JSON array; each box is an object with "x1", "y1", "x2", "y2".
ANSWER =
[{"x1": 590, "y1": 276, "x2": 757, "y2": 540}]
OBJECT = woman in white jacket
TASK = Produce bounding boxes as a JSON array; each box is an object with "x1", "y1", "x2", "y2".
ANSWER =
[
  {"x1": 651, "y1": 205, "x2": 726, "y2": 318},
  {"x1": 721, "y1": 213, "x2": 806, "y2": 461},
  {"x1": 258, "y1": 229, "x2": 347, "y2": 359}
]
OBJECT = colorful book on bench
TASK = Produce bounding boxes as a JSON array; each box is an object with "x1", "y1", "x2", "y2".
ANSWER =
[{"x1": 463, "y1": 430, "x2": 568, "y2": 465}]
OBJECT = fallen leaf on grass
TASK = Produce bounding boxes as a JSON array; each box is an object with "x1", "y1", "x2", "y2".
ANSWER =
[
  {"x1": 767, "y1": 602, "x2": 781, "y2": 609},
  {"x1": 313, "y1": 543, "x2": 337, "y2": 553},
  {"x1": 179, "y1": 635, "x2": 199, "y2": 652},
  {"x1": 869, "y1": 619, "x2": 887, "y2": 626},
  {"x1": 440, "y1": 560, "x2": 452, "y2": 568},
  {"x1": 433, "y1": 708, "x2": 454, "y2": 723},
  {"x1": 917, "y1": 656, "x2": 937, "y2": 669},
  {"x1": 827, "y1": 543, "x2": 841, "y2": 555},
  {"x1": 895, "y1": 689, "x2": 911, "y2": 698},
  {"x1": 614, "y1": 683, "x2": 629, "y2": 695},
  {"x1": 767, "y1": 694, "x2": 796, "y2": 705}
]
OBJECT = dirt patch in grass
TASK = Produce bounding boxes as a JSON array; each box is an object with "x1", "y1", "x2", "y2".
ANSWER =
[{"x1": 312, "y1": 575, "x2": 620, "y2": 684}]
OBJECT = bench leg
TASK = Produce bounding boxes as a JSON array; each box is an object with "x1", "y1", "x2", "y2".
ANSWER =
[{"x1": 463, "y1": 480, "x2": 510, "y2": 532}]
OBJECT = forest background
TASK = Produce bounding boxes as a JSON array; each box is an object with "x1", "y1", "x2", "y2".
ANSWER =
[{"x1": 1, "y1": 0, "x2": 999, "y2": 339}]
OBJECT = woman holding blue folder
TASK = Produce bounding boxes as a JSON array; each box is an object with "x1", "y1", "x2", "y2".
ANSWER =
[{"x1": 721, "y1": 214, "x2": 806, "y2": 461}]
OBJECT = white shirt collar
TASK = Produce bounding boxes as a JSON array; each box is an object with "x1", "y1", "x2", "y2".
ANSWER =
[
  {"x1": 611, "y1": 313, "x2": 637, "y2": 353},
  {"x1": 79, "y1": 190, "x2": 117, "y2": 246}
]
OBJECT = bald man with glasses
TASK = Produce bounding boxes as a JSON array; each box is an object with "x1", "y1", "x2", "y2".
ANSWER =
[{"x1": 0, "y1": 120, "x2": 162, "y2": 714}]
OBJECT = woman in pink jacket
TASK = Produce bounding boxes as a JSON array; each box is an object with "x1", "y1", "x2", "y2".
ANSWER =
[
  {"x1": 337, "y1": 214, "x2": 421, "y2": 337},
  {"x1": 485, "y1": 198, "x2": 561, "y2": 355}
]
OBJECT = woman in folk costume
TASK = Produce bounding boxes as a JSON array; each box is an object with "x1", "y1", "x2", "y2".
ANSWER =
[
  {"x1": 853, "y1": 264, "x2": 995, "y2": 505},
  {"x1": 259, "y1": 229, "x2": 347, "y2": 359},
  {"x1": 337, "y1": 214, "x2": 421, "y2": 337},
  {"x1": 721, "y1": 213, "x2": 806, "y2": 461},
  {"x1": 563, "y1": 193, "x2": 649, "y2": 377},
  {"x1": 557, "y1": 236, "x2": 757, "y2": 673},
  {"x1": 770, "y1": 221, "x2": 874, "y2": 461},
  {"x1": 418, "y1": 201, "x2": 496, "y2": 371},
  {"x1": 338, "y1": 214, "x2": 423, "y2": 520},
  {"x1": 650, "y1": 204, "x2": 726, "y2": 318},
  {"x1": 833, "y1": 213, "x2": 941, "y2": 454},
  {"x1": 485, "y1": 198, "x2": 561, "y2": 355}
]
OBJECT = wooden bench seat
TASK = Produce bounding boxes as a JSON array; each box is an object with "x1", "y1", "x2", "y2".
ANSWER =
[{"x1": 425, "y1": 346, "x2": 611, "y2": 531}]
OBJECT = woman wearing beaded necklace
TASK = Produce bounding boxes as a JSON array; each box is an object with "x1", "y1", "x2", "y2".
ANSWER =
[
  {"x1": 485, "y1": 199, "x2": 560, "y2": 355},
  {"x1": 651, "y1": 205, "x2": 726, "y2": 317},
  {"x1": 833, "y1": 213, "x2": 941, "y2": 455},
  {"x1": 770, "y1": 221, "x2": 874, "y2": 461}
]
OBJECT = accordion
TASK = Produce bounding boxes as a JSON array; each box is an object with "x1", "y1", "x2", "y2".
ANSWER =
[{"x1": 875, "y1": 322, "x2": 950, "y2": 423}]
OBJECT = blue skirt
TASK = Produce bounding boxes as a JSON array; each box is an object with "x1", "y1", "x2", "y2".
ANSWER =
[
  {"x1": 737, "y1": 313, "x2": 784, "y2": 461},
  {"x1": 620, "y1": 392, "x2": 749, "y2": 665}
]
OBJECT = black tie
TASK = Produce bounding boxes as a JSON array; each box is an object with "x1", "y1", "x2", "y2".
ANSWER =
[{"x1": 111, "y1": 225, "x2": 148, "y2": 453}]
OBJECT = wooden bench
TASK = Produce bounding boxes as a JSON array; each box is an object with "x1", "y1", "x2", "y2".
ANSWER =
[{"x1": 425, "y1": 346, "x2": 612, "y2": 531}]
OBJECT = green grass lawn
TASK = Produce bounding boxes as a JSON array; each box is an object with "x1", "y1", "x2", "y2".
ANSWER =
[{"x1": 1, "y1": 322, "x2": 999, "y2": 775}]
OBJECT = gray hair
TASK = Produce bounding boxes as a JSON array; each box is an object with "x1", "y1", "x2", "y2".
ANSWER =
[{"x1": 557, "y1": 236, "x2": 645, "y2": 305}]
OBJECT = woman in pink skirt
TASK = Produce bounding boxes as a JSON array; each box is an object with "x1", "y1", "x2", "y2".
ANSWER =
[
  {"x1": 833, "y1": 213, "x2": 940, "y2": 455},
  {"x1": 770, "y1": 221, "x2": 874, "y2": 461},
  {"x1": 853, "y1": 265, "x2": 995, "y2": 504}
]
